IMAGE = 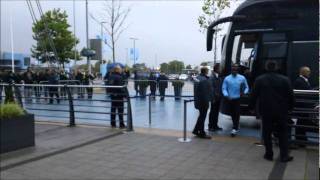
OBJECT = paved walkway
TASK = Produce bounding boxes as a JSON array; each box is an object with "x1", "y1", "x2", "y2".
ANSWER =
[{"x1": 1, "y1": 122, "x2": 318, "y2": 180}]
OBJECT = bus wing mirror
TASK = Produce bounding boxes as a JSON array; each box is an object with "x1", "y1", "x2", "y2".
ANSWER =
[
  {"x1": 206, "y1": 15, "x2": 246, "y2": 51},
  {"x1": 207, "y1": 28, "x2": 215, "y2": 51}
]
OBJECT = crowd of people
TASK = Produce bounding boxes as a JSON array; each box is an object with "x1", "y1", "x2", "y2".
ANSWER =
[
  {"x1": 0, "y1": 68, "x2": 96, "y2": 104},
  {"x1": 193, "y1": 60, "x2": 315, "y2": 163}
]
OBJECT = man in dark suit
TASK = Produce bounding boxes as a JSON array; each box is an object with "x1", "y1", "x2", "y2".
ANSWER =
[
  {"x1": 294, "y1": 66, "x2": 312, "y2": 145},
  {"x1": 158, "y1": 73, "x2": 168, "y2": 101},
  {"x1": 193, "y1": 67, "x2": 213, "y2": 139},
  {"x1": 149, "y1": 72, "x2": 157, "y2": 100},
  {"x1": 108, "y1": 66, "x2": 126, "y2": 129},
  {"x1": 208, "y1": 63, "x2": 223, "y2": 131},
  {"x1": 250, "y1": 60, "x2": 295, "y2": 162}
]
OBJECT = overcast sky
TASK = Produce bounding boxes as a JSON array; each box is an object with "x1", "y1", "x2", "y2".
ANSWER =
[{"x1": 0, "y1": 0, "x2": 242, "y2": 67}]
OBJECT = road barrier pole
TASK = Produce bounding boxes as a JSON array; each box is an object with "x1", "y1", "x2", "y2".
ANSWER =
[
  {"x1": 178, "y1": 99, "x2": 192, "y2": 143},
  {"x1": 149, "y1": 94, "x2": 152, "y2": 125},
  {"x1": 66, "y1": 85, "x2": 75, "y2": 127},
  {"x1": 125, "y1": 87, "x2": 133, "y2": 131}
]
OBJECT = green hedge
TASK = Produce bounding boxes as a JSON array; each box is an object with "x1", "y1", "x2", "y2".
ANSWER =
[{"x1": 0, "y1": 103, "x2": 25, "y2": 119}]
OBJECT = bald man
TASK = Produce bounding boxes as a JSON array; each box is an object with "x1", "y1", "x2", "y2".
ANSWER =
[
  {"x1": 294, "y1": 66, "x2": 312, "y2": 146},
  {"x1": 294, "y1": 67, "x2": 311, "y2": 90}
]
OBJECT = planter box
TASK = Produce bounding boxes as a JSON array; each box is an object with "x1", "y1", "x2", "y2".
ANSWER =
[{"x1": 0, "y1": 114, "x2": 35, "y2": 154}]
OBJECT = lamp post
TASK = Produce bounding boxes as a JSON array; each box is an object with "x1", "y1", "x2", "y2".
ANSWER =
[
  {"x1": 100, "y1": 21, "x2": 107, "y2": 40},
  {"x1": 85, "y1": 0, "x2": 91, "y2": 74},
  {"x1": 130, "y1": 37, "x2": 138, "y2": 65},
  {"x1": 100, "y1": 21, "x2": 107, "y2": 63},
  {"x1": 73, "y1": 0, "x2": 77, "y2": 66}
]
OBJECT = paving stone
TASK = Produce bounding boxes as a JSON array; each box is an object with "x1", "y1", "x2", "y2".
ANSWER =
[{"x1": 1, "y1": 124, "x2": 316, "y2": 180}]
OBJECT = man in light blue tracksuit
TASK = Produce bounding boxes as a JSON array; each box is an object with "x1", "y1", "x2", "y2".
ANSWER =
[{"x1": 222, "y1": 64, "x2": 249, "y2": 137}]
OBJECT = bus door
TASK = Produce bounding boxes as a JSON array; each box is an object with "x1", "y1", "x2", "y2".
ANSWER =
[
  {"x1": 231, "y1": 31, "x2": 290, "y2": 86},
  {"x1": 228, "y1": 31, "x2": 290, "y2": 115}
]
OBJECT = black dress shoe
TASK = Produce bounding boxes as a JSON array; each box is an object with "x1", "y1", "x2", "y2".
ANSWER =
[
  {"x1": 119, "y1": 123, "x2": 126, "y2": 129},
  {"x1": 280, "y1": 156, "x2": 294, "y2": 162},
  {"x1": 263, "y1": 154, "x2": 273, "y2": 161},
  {"x1": 192, "y1": 130, "x2": 199, "y2": 136},
  {"x1": 298, "y1": 144, "x2": 306, "y2": 148},
  {"x1": 213, "y1": 126, "x2": 223, "y2": 131},
  {"x1": 111, "y1": 122, "x2": 116, "y2": 128},
  {"x1": 197, "y1": 133, "x2": 211, "y2": 139}
]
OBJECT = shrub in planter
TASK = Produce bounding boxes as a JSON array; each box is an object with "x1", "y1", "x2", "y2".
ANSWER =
[
  {"x1": 0, "y1": 103, "x2": 35, "y2": 154},
  {"x1": 172, "y1": 80, "x2": 184, "y2": 100},
  {"x1": 138, "y1": 80, "x2": 149, "y2": 98}
]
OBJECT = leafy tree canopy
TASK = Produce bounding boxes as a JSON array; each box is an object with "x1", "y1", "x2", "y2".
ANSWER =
[{"x1": 31, "y1": 8, "x2": 81, "y2": 67}]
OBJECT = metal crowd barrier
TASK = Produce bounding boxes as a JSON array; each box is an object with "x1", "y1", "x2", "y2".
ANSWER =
[
  {"x1": 126, "y1": 79, "x2": 194, "y2": 98},
  {"x1": 0, "y1": 83, "x2": 133, "y2": 131},
  {"x1": 289, "y1": 89, "x2": 319, "y2": 145}
]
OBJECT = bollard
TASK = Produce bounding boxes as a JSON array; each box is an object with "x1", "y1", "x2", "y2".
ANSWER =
[
  {"x1": 149, "y1": 95, "x2": 152, "y2": 125},
  {"x1": 66, "y1": 85, "x2": 75, "y2": 127},
  {"x1": 178, "y1": 100, "x2": 192, "y2": 143},
  {"x1": 125, "y1": 87, "x2": 134, "y2": 131}
]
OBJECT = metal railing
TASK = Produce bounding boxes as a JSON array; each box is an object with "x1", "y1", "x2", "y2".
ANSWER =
[
  {"x1": 126, "y1": 79, "x2": 194, "y2": 98},
  {"x1": 0, "y1": 83, "x2": 133, "y2": 131},
  {"x1": 289, "y1": 89, "x2": 319, "y2": 145}
]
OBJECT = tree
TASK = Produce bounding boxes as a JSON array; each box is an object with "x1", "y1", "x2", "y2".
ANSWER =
[
  {"x1": 198, "y1": 0, "x2": 230, "y2": 63},
  {"x1": 168, "y1": 60, "x2": 185, "y2": 74},
  {"x1": 91, "y1": 0, "x2": 130, "y2": 63},
  {"x1": 160, "y1": 63, "x2": 169, "y2": 74},
  {"x1": 200, "y1": 62, "x2": 208, "y2": 66},
  {"x1": 31, "y1": 8, "x2": 81, "y2": 68},
  {"x1": 186, "y1": 64, "x2": 192, "y2": 69}
]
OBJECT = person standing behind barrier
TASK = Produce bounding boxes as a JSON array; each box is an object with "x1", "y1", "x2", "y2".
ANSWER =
[
  {"x1": 222, "y1": 64, "x2": 249, "y2": 137},
  {"x1": 108, "y1": 66, "x2": 126, "y2": 129},
  {"x1": 48, "y1": 69, "x2": 60, "y2": 104},
  {"x1": 133, "y1": 70, "x2": 139, "y2": 96},
  {"x1": 75, "y1": 70, "x2": 85, "y2": 98},
  {"x1": 294, "y1": 66, "x2": 312, "y2": 147},
  {"x1": 34, "y1": 71, "x2": 42, "y2": 101},
  {"x1": 84, "y1": 71, "x2": 95, "y2": 99},
  {"x1": 59, "y1": 70, "x2": 68, "y2": 99},
  {"x1": 22, "y1": 68, "x2": 34, "y2": 103},
  {"x1": 149, "y1": 72, "x2": 157, "y2": 100},
  {"x1": 208, "y1": 63, "x2": 223, "y2": 131},
  {"x1": 193, "y1": 67, "x2": 212, "y2": 139},
  {"x1": 158, "y1": 72, "x2": 168, "y2": 101},
  {"x1": 250, "y1": 60, "x2": 294, "y2": 162},
  {"x1": 43, "y1": 69, "x2": 50, "y2": 100},
  {"x1": 104, "y1": 71, "x2": 112, "y2": 96}
]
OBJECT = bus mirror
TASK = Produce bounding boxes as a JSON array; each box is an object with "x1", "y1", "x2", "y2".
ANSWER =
[
  {"x1": 207, "y1": 28, "x2": 214, "y2": 51},
  {"x1": 221, "y1": 35, "x2": 226, "y2": 52}
]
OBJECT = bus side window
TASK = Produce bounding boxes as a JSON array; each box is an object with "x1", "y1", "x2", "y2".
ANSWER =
[{"x1": 231, "y1": 34, "x2": 258, "y2": 71}]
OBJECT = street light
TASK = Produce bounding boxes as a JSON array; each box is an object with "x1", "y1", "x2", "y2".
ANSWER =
[
  {"x1": 100, "y1": 21, "x2": 107, "y2": 63},
  {"x1": 85, "y1": 0, "x2": 91, "y2": 74},
  {"x1": 130, "y1": 37, "x2": 138, "y2": 65},
  {"x1": 100, "y1": 21, "x2": 107, "y2": 41}
]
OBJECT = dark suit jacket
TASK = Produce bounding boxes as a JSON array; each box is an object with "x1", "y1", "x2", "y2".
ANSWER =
[
  {"x1": 294, "y1": 76, "x2": 312, "y2": 109},
  {"x1": 210, "y1": 73, "x2": 222, "y2": 101},
  {"x1": 194, "y1": 74, "x2": 213, "y2": 109},
  {"x1": 250, "y1": 72, "x2": 294, "y2": 118},
  {"x1": 294, "y1": 76, "x2": 311, "y2": 90}
]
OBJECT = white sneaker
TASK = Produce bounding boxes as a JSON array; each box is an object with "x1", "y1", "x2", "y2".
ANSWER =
[{"x1": 230, "y1": 129, "x2": 238, "y2": 137}]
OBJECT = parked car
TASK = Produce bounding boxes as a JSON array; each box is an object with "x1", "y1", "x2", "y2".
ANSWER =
[
  {"x1": 168, "y1": 74, "x2": 179, "y2": 80},
  {"x1": 178, "y1": 74, "x2": 188, "y2": 81}
]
